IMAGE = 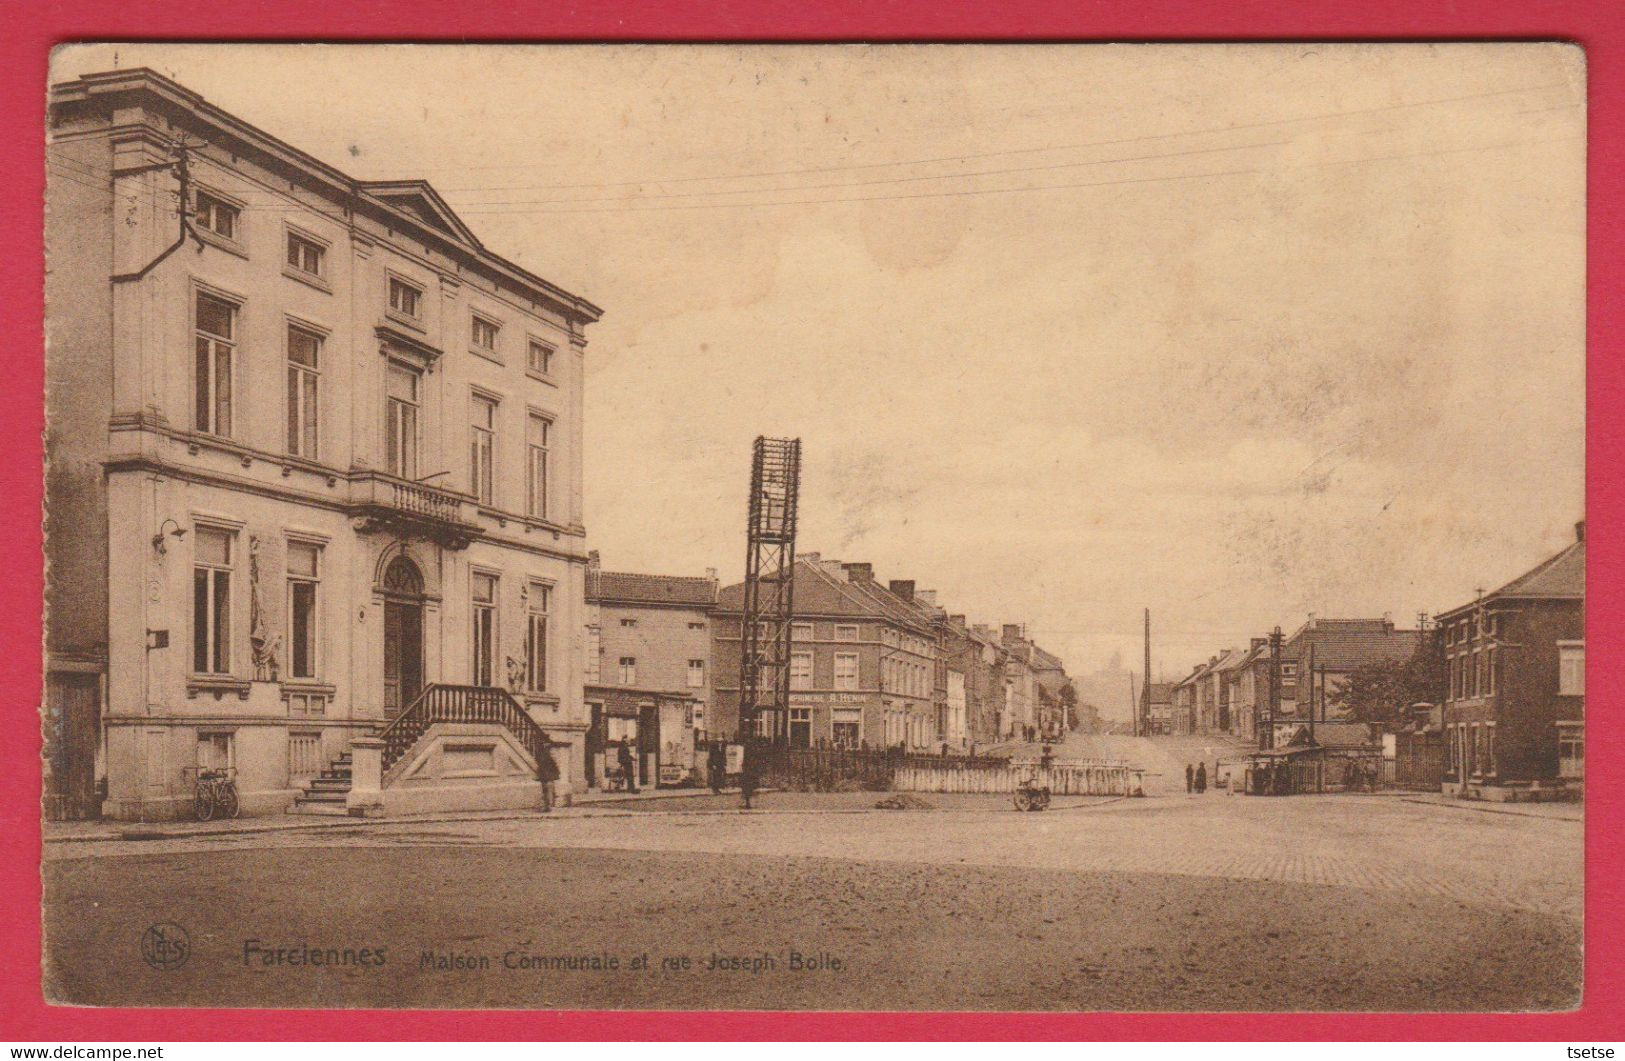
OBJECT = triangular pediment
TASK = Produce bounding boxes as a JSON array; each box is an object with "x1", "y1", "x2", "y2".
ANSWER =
[{"x1": 360, "y1": 180, "x2": 483, "y2": 250}]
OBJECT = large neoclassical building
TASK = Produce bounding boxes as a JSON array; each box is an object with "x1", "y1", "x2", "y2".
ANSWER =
[{"x1": 45, "y1": 69, "x2": 601, "y2": 819}]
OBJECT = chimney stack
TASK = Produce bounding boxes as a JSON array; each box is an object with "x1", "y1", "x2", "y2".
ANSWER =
[
  {"x1": 705, "y1": 567, "x2": 718, "y2": 582},
  {"x1": 888, "y1": 579, "x2": 915, "y2": 601},
  {"x1": 950, "y1": 614, "x2": 967, "y2": 626},
  {"x1": 916, "y1": 589, "x2": 938, "y2": 606},
  {"x1": 1577, "y1": 520, "x2": 1586, "y2": 542},
  {"x1": 1002, "y1": 623, "x2": 1024, "y2": 643},
  {"x1": 843, "y1": 562, "x2": 873, "y2": 583}
]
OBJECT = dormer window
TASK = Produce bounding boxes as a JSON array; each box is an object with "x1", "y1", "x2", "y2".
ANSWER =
[
  {"x1": 389, "y1": 277, "x2": 423, "y2": 320},
  {"x1": 194, "y1": 191, "x2": 239, "y2": 241}
]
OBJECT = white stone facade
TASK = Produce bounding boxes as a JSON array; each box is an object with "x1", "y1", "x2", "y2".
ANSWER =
[{"x1": 46, "y1": 69, "x2": 601, "y2": 819}]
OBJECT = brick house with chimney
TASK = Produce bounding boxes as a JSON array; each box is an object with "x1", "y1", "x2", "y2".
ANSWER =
[
  {"x1": 1439, "y1": 522, "x2": 1584, "y2": 801},
  {"x1": 1228, "y1": 637, "x2": 1274, "y2": 743},
  {"x1": 945, "y1": 619, "x2": 1007, "y2": 746},
  {"x1": 582, "y1": 554, "x2": 717, "y2": 790},
  {"x1": 1140, "y1": 681, "x2": 1176, "y2": 735},
  {"x1": 1270, "y1": 617, "x2": 1422, "y2": 747},
  {"x1": 988, "y1": 624, "x2": 1038, "y2": 741},
  {"x1": 712, "y1": 555, "x2": 939, "y2": 749}
]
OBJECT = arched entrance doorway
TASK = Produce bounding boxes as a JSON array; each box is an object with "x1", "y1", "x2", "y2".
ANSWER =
[{"x1": 381, "y1": 556, "x2": 425, "y2": 718}]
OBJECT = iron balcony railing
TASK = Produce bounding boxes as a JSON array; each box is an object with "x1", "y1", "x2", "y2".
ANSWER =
[
  {"x1": 377, "y1": 683, "x2": 553, "y2": 779},
  {"x1": 349, "y1": 471, "x2": 481, "y2": 547}
]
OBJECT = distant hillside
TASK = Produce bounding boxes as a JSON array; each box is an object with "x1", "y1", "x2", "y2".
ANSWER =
[{"x1": 1072, "y1": 650, "x2": 1176, "y2": 722}]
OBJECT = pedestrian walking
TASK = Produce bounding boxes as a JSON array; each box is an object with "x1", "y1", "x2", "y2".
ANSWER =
[
  {"x1": 707, "y1": 741, "x2": 726, "y2": 795},
  {"x1": 1185, "y1": 763, "x2": 1194, "y2": 793},
  {"x1": 537, "y1": 741, "x2": 561, "y2": 812},
  {"x1": 1195, "y1": 761, "x2": 1207, "y2": 794},
  {"x1": 739, "y1": 745, "x2": 758, "y2": 810},
  {"x1": 617, "y1": 738, "x2": 638, "y2": 794}
]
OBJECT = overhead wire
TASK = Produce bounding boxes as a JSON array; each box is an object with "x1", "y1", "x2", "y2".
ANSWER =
[{"x1": 414, "y1": 79, "x2": 1573, "y2": 191}]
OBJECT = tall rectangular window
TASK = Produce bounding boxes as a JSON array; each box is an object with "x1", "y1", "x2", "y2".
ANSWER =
[
  {"x1": 194, "y1": 191, "x2": 239, "y2": 240},
  {"x1": 835, "y1": 624, "x2": 859, "y2": 641},
  {"x1": 526, "y1": 582, "x2": 550, "y2": 695},
  {"x1": 471, "y1": 314, "x2": 500, "y2": 356},
  {"x1": 789, "y1": 708, "x2": 812, "y2": 748},
  {"x1": 388, "y1": 277, "x2": 422, "y2": 320},
  {"x1": 192, "y1": 527, "x2": 233, "y2": 675},
  {"x1": 834, "y1": 652, "x2": 859, "y2": 691},
  {"x1": 528, "y1": 339, "x2": 555, "y2": 376},
  {"x1": 832, "y1": 708, "x2": 861, "y2": 748},
  {"x1": 471, "y1": 394, "x2": 498, "y2": 504},
  {"x1": 195, "y1": 292, "x2": 235, "y2": 437},
  {"x1": 687, "y1": 659, "x2": 706, "y2": 689},
  {"x1": 286, "y1": 541, "x2": 321, "y2": 680},
  {"x1": 790, "y1": 652, "x2": 813, "y2": 690},
  {"x1": 471, "y1": 572, "x2": 498, "y2": 686},
  {"x1": 619, "y1": 657, "x2": 637, "y2": 686},
  {"x1": 1559, "y1": 643, "x2": 1585, "y2": 696},
  {"x1": 286, "y1": 324, "x2": 321, "y2": 458},
  {"x1": 286, "y1": 231, "x2": 325, "y2": 277},
  {"x1": 526, "y1": 414, "x2": 551, "y2": 519},
  {"x1": 197, "y1": 732, "x2": 234, "y2": 772},
  {"x1": 386, "y1": 362, "x2": 420, "y2": 478}
]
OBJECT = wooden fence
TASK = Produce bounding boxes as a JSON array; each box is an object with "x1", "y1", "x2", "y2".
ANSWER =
[
  {"x1": 894, "y1": 759, "x2": 1143, "y2": 796},
  {"x1": 748, "y1": 743, "x2": 1143, "y2": 797},
  {"x1": 1387, "y1": 731, "x2": 1444, "y2": 791}
]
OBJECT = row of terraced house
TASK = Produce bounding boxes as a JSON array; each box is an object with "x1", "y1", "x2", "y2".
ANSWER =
[
  {"x1": 582, "y1": 552, "x2": 1087, "y2": 792},
  {"x1": 1147, "y1": 522, "x2": 1585, "y2": 801}
]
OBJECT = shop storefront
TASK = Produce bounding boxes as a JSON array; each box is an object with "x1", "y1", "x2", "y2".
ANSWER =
[{"x1": 586, "y1": 688, "x2": 705, "y2": 789}]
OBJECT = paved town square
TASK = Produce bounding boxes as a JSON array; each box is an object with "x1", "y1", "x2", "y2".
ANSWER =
[{"x1": 44, "y1": 753, "x2": 1581, "y2": 1011}]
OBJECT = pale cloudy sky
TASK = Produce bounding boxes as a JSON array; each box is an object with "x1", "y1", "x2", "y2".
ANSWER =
[{"x1": 52, "y1": 44, "x2": 1586, "y2": 711}]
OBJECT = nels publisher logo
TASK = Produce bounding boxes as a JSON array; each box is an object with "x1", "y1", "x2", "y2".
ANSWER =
[{"x1": 140, "y1": 922, "x2": 190, "y2": 970}]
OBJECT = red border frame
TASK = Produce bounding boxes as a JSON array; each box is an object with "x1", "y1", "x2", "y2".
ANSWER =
[{"x1": 3, "y1": 1, "x2": 1620, "y2": 1041}]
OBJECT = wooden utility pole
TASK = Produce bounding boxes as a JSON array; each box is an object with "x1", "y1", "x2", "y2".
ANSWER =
[
  {"x1": 1142, "y1": 608, "x2": 1152, "y2": 738},
  {"x1": 1265, "y1": 626, "x2": 1282, "y2": 751},
  {"x1": 1128, "y1": 671, "x2": 1138, "y2": 737},
  {"x1": 1306, "y1": 641, "x2": 1317, "y2": 747}
]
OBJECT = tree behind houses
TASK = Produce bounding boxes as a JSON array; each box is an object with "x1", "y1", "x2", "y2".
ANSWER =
[{"x1": 1330, "y1": 629, "x2": 1447, "y2": 730}]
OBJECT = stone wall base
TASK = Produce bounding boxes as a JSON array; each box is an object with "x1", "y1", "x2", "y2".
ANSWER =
[
  {"x1": 375, "y1": 779, "x2": 546, "y2": 816},
  {"x1": 1441, "y1": 779, "x2": 1583, "y2": 803},
  {"x1": 102, "y1": 787, "x2": 301, "y2": 822}
]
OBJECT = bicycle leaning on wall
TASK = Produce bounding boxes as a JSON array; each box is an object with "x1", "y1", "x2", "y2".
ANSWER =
[{"x1": 184, "y1": 766, "x2": 241, "y2": 821}]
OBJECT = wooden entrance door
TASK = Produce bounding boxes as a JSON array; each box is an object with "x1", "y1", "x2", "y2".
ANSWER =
[
  {"x1": 381, "y1": 557, "x2": 425, "y2": 718},
  {"x1": 45, "y1": 672, "x2": 100, "y2": 820},
  {"x1": 383, "y1": 600, "x2": 423, "y2": 718}
]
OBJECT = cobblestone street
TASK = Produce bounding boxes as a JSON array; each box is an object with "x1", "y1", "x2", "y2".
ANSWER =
[{"x1": 44, "y1": 792, "x2": 1582, "y2": 1010}]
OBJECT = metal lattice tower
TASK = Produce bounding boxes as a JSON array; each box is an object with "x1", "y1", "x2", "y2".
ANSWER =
[{"x1": 739, "y1": 437, "x2": 802, "y2": 744}]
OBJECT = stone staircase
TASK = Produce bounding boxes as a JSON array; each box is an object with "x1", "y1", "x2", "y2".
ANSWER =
[{"x1": 290, "y1": 749, "x2": 353, "y2": 816}]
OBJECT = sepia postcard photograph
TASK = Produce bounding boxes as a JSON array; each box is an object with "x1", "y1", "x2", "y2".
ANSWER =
[{"x1": 38, "y1": 41, "x2": 1585, "y2": 1014}]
